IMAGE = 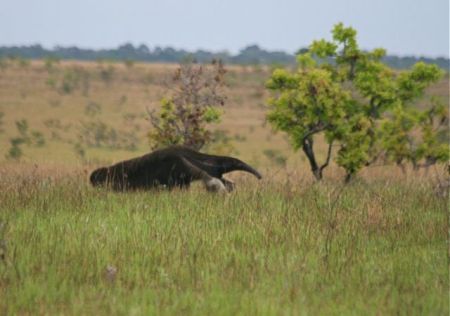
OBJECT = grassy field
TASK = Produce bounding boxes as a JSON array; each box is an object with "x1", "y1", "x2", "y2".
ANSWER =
[
  {"x1": 0, "y1": 167, "x2": 448, "y2": 315},
  {"x1": 0, "y1": 59, "x2": 448, "y2": 315}
]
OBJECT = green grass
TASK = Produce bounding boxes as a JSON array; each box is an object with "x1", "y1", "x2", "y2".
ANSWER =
[{"x1": 0, "y1": 171, "x2": 447, "y2": 315}]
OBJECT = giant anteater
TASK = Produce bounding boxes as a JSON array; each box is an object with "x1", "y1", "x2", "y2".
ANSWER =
[{"x1": 89, "y1": 145, "x2": 262, "y2": 192}]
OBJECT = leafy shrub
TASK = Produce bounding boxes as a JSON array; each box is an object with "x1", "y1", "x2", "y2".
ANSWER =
[
  {"x1": 78, "y1": 120, "x2": 139, "y2": 151},
  {"x1": 263, "y1": 149, "x2": 287, "y2": 167},
  {"x1": 84, "y1": 102, "x2": 102, "y2": 116},
  {"x1": 148, "y1": 60, "x2": 227, "y2": 150},
  {"x1": 6, "y1": 120, "x2": 46, "y2": 160},
  {"x1": 98, "y1": 64, "x2": 115, "y2": 85},
  {"x1": 44, "y1": 56, "x2": 60, "y2": 73}
]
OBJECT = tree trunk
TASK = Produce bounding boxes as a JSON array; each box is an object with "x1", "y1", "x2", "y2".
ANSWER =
[
  {"x1": 312, "y1": 168, "x2": 323, "y2": 181},
  {"x1": 302, "y1": 137, "x2": 323, "y2": 181},
  {"x1": 344, "y1": 172, "x2": 353, "y2": 183}
]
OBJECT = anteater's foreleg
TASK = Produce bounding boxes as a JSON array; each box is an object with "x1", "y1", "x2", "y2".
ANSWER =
[{"x1": 179, "y1": 157, "x2": 227, "y2": 193}]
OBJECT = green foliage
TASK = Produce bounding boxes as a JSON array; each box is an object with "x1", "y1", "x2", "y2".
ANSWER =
[
  {"x1": 7, "y1": 138, "x2": 25, "y2": 160},
  {"x1": 84, "y1": 101, "x2": 102, "y2": 116},
  {"x1": 123, "y1": 59, "x2": 135, "y2": 68},
  {"x1": 73, "y1": 142, "x2": 86, "y2": 161},
  {"x1": 202, "y1": 129, "x2": 236, "y2": 156},
  {"x1": 78, "y1": 120, "x2": 139, "y2": 151},
  {"x1": 335, "y1": 116, "x2": 373, "y2": 180},
  {"x1": 0, "y1": 57, "x2": 7, "y2": 71},
  {"x1": 263, "y1": 149, "x2": 287, "y2": 167},
  {"x1": 17, "y1": 57, "x2": 30, "y2": 69},
  {"x1": 397, "y1": 62, "x2": 443, "y2": 103},
  {"x1": 148, "y1": 98, "x2": 183, "y2": 147},
  {"x1": 43, "y1": 118, "x2": 72, "y2": 140},
  {"x1": 203, "y1": 106, "x2": 222, "y2": 123},
  {"x1": 415, "y1": 99, "x2": 449, "y2": 166},
  {"x1": 16, "y1": 119, "x2": 29, "y2": 139},
  {"x1": 30, "y1": 131, "x2": 46, "y2": 147},
  {"x1": 46, "y1": 66, "x2": 91, "y2": 95},
  {"x1": 310, "y1": 39, "x2": 337, "y2": 58},
  {"x1": 98, "y1": 64, "x2": 115, "y2": 85},
  {"x1": 44, "y1": 56, "x2": 60, "y2": 73},
  {"x1": 379, "y1": 98, "x2": 449, "y2": 171},
  {"x1": 60, "y1": 73, "x2": 75, "y2": 94},
  {"x1": 46, "y1": 77, "x2": 57, "y2": 89},
  {"x1": 267, "y1": 23, "x2": 445, "y2": 181},
  {"x1": 379, "y1": 105, "x2": 418, "y2": 167},
  {"x1": 59, "y1": 67, "x2": 87, "y2": 95},
  {"x1": 148, "y1": 60, "x2": 227, "y2": 150},
  {"x1": 6, "y1": 119, "x2": 46, "y2": 160},
  {"x1": 267, "y1": 55, "x2": 352, "y2": 180}
]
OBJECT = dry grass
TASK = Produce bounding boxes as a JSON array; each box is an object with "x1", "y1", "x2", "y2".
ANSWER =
[
  {"x1": 2, "y1": 60, "x2": 446, "y2": 168},
  {"x1": 0, "y1": 60, "x2": 290, "y2": 166}
]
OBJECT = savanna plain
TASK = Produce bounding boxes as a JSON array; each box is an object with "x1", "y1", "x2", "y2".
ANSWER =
[{"x1": 0, "y1": 60, "x2": 448, "y2": 315}]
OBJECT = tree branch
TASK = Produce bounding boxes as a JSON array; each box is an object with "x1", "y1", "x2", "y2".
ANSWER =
[
  {"x1": 301, "y1": 124, "x2": 328, "y2": 143},
  {"x1": 320, "y1": 141, "x2": 334, "y2": 172}
]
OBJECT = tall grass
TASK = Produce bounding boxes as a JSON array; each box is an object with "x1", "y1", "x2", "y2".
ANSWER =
[{"x1": 0, "y1": 167, "x2": 447, "y2": 315}]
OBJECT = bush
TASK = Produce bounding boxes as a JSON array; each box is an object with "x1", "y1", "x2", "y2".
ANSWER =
[
  {"x1": 148, "y1": 60, "x2": 227, "y2": 150},
  {"x1": 6, "y1": 120, "x2": 46, "y2": 160}
]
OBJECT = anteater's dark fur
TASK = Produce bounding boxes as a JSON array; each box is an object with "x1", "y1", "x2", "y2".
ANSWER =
[{"x1": 89, "y1": 145, "x2": 262, "y2": 191}]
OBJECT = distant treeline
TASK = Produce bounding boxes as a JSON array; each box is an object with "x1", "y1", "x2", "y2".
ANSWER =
[{"x1": 0, "y1": 43, "x2": 448, "y2": 70}]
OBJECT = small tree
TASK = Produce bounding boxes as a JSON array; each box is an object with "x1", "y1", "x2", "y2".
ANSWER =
[
  {"x1": 267, "y1": 23, "x2": 445, "y2": 181},
  {"x1": 148, "y1": 59, "x2": 227, "y2": 150},
  {"x1": 266, "y1": 65, "x2": 351, "y2": 180}
]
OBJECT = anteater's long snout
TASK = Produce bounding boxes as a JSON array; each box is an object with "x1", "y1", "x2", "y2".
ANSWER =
[
  {"x1": 229, "y1": 159, "x2": 262, "y2": 179},
  {"x1": 239, "y1": 162, "x2": 262, "y2": 179}
]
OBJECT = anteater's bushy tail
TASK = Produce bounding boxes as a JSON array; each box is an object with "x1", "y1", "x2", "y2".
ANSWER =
[{"x1": 89, "y1": 167, "x2": 108, "y2": 186}]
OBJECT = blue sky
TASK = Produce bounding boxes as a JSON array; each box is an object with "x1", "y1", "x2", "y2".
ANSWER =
[{"x1": 1, "y1": 0, "x2": 448, "y2": 57}]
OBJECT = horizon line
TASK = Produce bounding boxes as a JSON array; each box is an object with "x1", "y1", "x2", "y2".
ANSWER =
[{"x1": 0, "y1": 42, "x2": 448, "y2": 60}]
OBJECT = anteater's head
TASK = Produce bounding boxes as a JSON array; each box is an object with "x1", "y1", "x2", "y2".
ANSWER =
[{"x1": 89, "y1": 167, "x2": 108, "y2": 186}]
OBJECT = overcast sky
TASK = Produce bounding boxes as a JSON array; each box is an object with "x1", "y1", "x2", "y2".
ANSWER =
[{"x1": 0, "y1": 0, "x2": 448, "y2": 57}]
